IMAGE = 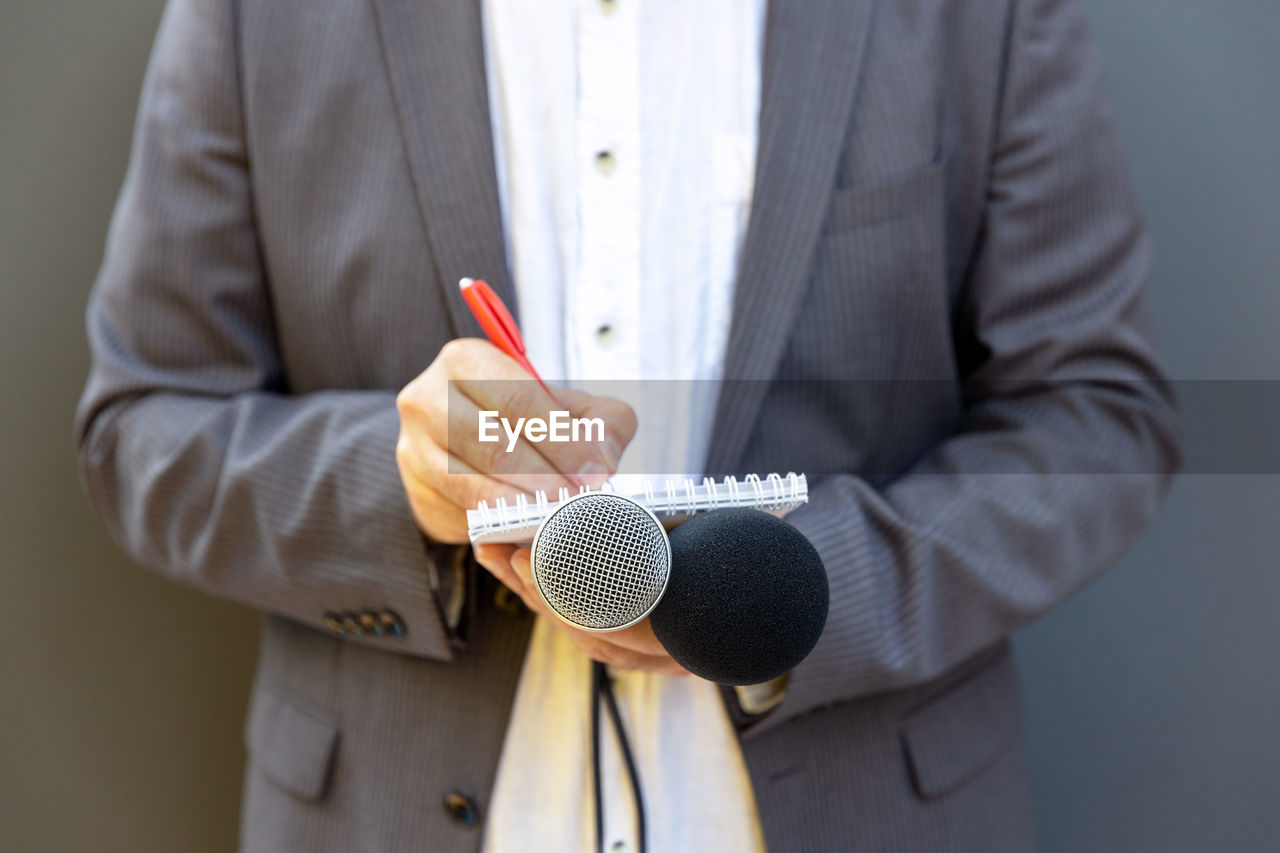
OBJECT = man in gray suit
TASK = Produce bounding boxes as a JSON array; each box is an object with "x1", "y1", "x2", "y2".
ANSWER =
[{"x1": 76, "y1": 0, "x2": 1179, "y2": 849}]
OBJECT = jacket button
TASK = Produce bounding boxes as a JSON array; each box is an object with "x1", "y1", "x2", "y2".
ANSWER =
[
  {"x1": 493, "y1": 585, "x2": 527, "y2": 618},
  {"x1": 379, "y1": 609, "x2": 406, "y2": 637},
  {"x1": 442, "y1": 790, "x2": 480, "y2": 827}
]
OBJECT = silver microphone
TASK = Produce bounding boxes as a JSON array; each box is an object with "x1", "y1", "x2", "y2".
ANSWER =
[{"x1": 530, "y1": 491, "x2": 671, "y2": 632}]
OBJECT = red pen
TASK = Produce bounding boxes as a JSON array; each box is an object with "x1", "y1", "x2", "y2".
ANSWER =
[{"x1": 458, "y1": 277, "x2": 559, "y2": 402}]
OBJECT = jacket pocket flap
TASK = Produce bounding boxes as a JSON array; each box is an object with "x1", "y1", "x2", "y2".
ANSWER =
[
  {"x1": 825, "y1": 157, "x2": 943, "y2": 232},
  {"x1": 899, "y1": 653, "x2": 1020, "y2": 800},
  {"x1": 245, "y1": 683, "x2": 340, "y2": 802}
]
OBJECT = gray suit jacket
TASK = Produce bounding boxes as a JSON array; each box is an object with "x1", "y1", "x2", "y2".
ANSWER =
[{"x1": 76, "y1": 0, "x2": 1180, "y2": 849}]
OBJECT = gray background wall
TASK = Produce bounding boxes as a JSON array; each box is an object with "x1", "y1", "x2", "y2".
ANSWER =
[
  {"x1": 1012, "y1": 3, "x2": 1280, "y2": 851},
  {"x1": 1, "y1": 2, "x2": 1275, "y2": 851}
]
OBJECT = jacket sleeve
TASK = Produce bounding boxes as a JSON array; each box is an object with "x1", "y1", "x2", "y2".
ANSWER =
[
  {"x1": 74, "y1": 0, "x2": 454, "y2": 661},
  {"x1": 751, "y1": 0, "x2": 1181, "y2": 733}
]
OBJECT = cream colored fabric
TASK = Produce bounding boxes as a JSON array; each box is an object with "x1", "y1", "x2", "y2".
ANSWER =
[
  {"x1": 483, "y1": 618, "x2": 766, "y2": 852},
  {"x1": 479, "y1": 0, "x2": 768, "y2": 847}
]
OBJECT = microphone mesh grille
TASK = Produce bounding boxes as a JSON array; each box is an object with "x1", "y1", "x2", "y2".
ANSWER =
[{"x1": 531, "y1": 493, "x2": 670, "y2": 631}]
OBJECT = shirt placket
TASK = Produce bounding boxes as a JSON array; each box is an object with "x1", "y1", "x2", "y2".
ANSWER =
[{"x1": 569, "y1": 0, "x2": 643, "y2": 382}]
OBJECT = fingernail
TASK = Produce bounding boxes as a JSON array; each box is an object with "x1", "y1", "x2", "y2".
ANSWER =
[
  {"x1": 511, "y1": 551, "x2": 530, "y2": 573},
  {"x1": 603, "y1": 438, "x2": 623, "y2": 470},
  {"x1": 576, "y1": 461, "x2": 608, "y2": 485}
]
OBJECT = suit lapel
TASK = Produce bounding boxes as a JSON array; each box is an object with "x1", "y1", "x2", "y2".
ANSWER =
[
  {"x1": 371, "y1": 0, "x2": 875, "y2": 463},
  {"x1": 371, "y1": 0, "x2": 516, "y2": 336},
  {"x1": 705, "y1": 0, "x2": 878, "y2": 475}
]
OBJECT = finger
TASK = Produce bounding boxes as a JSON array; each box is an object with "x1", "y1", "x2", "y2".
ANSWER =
[
  {"x1": 397, "y1": 340, "x2": 576, "y2": 495},
  {"x1": 432, "y1": 339, "x2": 590, "y2": 481},
  {"x1": 487, "y1": 563, "x2": 686, "y2": 680},
  {"x1": 473, "y1": 543, "x2": 515, "y2": 569},
  {"x1": 443, "y1": 381, "x2": 580, "y2": 493},
  {"x1": 404, "y1": 337, "x2": 631, "y2": 487},
  {"x1": 509, "y1": 547, "x2": 535, "y2": 589},
  {"x1": 404, "y1": 480, "x2": 470, "y2": 543},
  {"x1": 554, "y1": 387, "x2": 638, "y2": 470},
  {"x1": 501, "y1": 547, "x2": 553, "y2": 614},
  {"x1": 472, "y1": 543, "x2": 535, "y2": 600},
  {"x1": 455, "y1": 379, "x2": 632, "y2": 486},
  {"x1": 395, "y1": 441, "x2": 470, "y2": 542},
  {"x1": 414, "y1": 435, "x2": 565, "y2": 519},
  {"x1": 599, "y1": 620, "x2": 671, "y2": 659},
  {"x1": 396, "y1": 434, "x2": 503, "y2": 542},
  {"x1": 576, "y1": 641, "x2": 690, "y2": 676},
  {"x1": 566, "y1": 618, "x2": 670, "y2": 659},
  {"x1": 511, "y1": 548, "x2": 673, "y2": 659}
]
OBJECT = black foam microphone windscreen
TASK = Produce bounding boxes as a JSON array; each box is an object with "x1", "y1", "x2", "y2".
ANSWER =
[{"x1": 651, "y1": 508, "x2": 828, "y2": 686}]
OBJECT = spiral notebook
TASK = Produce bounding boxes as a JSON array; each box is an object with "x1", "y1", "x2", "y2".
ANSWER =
[{"x1": 466, "y1": 472, "x2": 809, "y2": 545}]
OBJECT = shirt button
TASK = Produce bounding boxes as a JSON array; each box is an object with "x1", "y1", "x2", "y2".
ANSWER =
[
  {"x1": 595, "y1": 323, "x2": 617, "y2": 348},
  {"x1": 442, "y1": 790, "x2": 480, "y2": 828},
  {"x1": 594, "y1": 150, "x2": 617, "y2": 175},
  {"x1": 599, "y1": 0, "x2": 618, "y2": 15}
]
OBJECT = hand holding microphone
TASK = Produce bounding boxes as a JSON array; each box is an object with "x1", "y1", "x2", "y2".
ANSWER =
[
  {"x1": 529, "y1": 492, "x2": 829, "y2": 685},
  {"x1": 424, "y1": 278, "x2": 825, "y2": 680},
  {"x1": 395, "y1": 340, "x2": 685, "y2": 672},
  {"x1": 396, "y1": 279, "x2": 684, "y2": 674},
  {"x1": 476, "y1": 541, "x2": 691, "y2": 675}
]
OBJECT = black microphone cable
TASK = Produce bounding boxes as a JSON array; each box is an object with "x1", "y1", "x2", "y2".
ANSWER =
[{"x1": 591, "y1": 660, "x2": 646, "y2": 853}]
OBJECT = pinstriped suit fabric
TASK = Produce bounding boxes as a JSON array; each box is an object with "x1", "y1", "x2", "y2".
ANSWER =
[{"x1": 76, "y1": 0, "x2": 1178, "y2": 849}]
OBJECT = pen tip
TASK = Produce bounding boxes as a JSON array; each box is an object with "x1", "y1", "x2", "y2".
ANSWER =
[{"x1": 458, "y1": 277, "x2": 474, "y2": 291}]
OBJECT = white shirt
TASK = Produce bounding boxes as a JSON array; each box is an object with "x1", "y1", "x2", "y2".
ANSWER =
[{"x1": 479, "y1": 1, "x2": 768, "y2": 851}]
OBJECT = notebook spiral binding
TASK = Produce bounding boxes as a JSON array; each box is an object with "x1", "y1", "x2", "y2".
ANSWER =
[{"x1": 467, "y1": 472, "x2": 807, "y2": 543}]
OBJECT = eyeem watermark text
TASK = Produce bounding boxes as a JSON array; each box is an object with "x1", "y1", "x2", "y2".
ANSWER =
[{"x1": 478, "y1": 410, "x2": 606, "y2": 453}]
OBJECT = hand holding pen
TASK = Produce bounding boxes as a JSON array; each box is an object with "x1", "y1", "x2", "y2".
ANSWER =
[
  {"x1": 393, "y1": 277, "x2": 634, "y2": 543},
  {"x1": 391, "y1": 279, "x2": 681, "y2": 673}
]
